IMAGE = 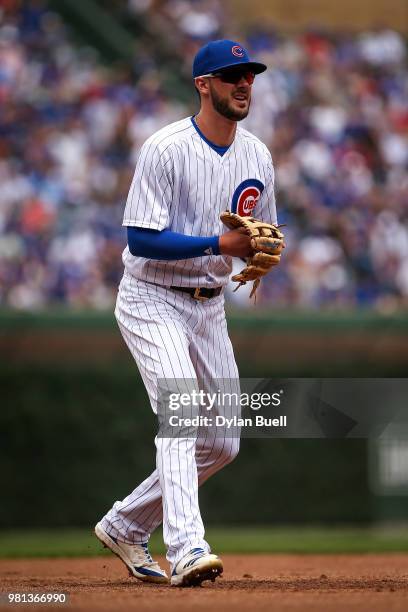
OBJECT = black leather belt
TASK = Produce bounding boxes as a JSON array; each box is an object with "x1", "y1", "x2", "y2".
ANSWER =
[{"x1": 170, "y1": 286, "x2": 223, "y2": 301}]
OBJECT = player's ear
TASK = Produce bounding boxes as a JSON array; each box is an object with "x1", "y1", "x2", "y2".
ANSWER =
[{"x1": 194, "y1": 77, "x2": 209, "y2": 97}]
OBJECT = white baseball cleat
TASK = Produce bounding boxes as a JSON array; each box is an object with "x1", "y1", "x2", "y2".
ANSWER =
[
  {"x1": 94, "y1": 522, "x2": 168, "y2": 583},
  {"x1": 171, "y1": 547, "x2": 223, "y2": 587}
]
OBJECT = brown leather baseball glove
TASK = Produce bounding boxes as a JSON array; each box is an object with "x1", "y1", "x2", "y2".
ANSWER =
[{"x1": 220, "y1": 211, "x2": 285, "y2": 299}]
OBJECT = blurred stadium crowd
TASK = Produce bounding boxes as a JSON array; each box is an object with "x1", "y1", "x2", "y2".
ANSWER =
[{"x1": 0, "y1": 0, "x2": 407, "y2": 309}]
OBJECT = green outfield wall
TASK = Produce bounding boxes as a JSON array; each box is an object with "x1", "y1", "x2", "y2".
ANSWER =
[
  {"x1": 1, "y1": 309, "x2": 408, "y2": 375},
  {"x1": 1, "y1": 309, "x2": 407, "y2": 528}
]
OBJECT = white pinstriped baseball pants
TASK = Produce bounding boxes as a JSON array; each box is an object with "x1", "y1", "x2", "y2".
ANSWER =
[{"x1": 101, "y1": 272, "x2": 240, "y2": 566}]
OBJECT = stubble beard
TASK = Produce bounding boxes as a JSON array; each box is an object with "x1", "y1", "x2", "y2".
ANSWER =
[{"x1": 209, "y1": 82, "x2": 250, "y2": 121}]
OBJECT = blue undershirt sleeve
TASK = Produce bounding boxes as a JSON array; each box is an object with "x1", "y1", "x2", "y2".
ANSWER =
[{"x1": 127, "y1": 227, "x2": 221, "y2": 260}]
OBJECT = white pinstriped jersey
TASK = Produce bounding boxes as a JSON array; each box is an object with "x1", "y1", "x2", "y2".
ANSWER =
[{"x1": 122, "y1": 116, "x2": 277, "y2": 287}]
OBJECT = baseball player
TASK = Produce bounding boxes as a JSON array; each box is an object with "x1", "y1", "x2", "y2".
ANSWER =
[{"x1": 95, "y1": 39, "x2": 280, "y2": 587}]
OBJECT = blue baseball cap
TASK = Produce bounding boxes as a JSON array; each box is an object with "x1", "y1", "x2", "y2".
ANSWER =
[{"x1": 192, "y1": 39, "x2": 267, "y2": 78}]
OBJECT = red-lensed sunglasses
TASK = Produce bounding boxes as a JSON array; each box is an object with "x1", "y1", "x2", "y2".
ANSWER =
[{"x1": 201, "y1": 70, "x2": 256, "y2": 85}]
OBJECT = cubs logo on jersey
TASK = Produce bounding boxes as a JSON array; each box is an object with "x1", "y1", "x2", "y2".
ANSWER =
[{"x1": 231, "y1": 179, "x2": 264, "y2": 216}]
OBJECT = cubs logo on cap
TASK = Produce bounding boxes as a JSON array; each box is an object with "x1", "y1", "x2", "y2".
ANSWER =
[
  {"x1": 231, "y1": 179, "x2": 265, "y2": 216},
  {"x1": 192, "y1": 39, "x2": 267, "y2": 78},
  {"x1": 232, "y1": 45, "x2": 244, "y2": 57}
]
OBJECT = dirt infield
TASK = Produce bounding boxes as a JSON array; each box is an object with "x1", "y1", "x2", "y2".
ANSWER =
[{"x1": 1, "y1": 554, "x2": 408, "y2": 612}]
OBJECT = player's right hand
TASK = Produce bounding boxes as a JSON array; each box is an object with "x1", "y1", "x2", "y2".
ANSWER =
[{"x1": 219, "y1": 228, "x2": 254, "y2": 258}]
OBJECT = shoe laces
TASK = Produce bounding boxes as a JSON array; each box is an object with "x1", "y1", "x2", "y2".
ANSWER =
[
  {"x1": 127, "y1": 542, "x2": 162, "y2": 571},
  {"x1": 141, "y1": 542, "x2": 154, "y2": 563}
]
